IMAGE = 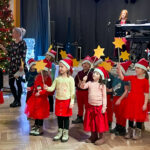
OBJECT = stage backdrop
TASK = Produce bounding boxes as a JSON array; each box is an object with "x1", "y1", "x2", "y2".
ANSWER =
[
  {"x1": 20, "y1": 0, "x2": 50, "y2": 60},
  {"x1": 50, "y1": 0, "x2": 150, "y2": 58}
]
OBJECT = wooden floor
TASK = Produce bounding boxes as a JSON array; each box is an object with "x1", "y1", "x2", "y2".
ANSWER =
[{"x1": 0, "y1": 94, "x2": 150, "y2": 150}]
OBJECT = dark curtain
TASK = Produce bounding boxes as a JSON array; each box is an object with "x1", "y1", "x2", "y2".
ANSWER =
[
  {"x1": 21, "y1": 0, "x2": 50, "y2": 60},
  {"x1": 50, "y1": 0, "x2": 150, "y2": 58}
]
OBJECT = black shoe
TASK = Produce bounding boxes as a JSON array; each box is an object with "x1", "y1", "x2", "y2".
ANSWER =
[
  {"x1": 10, "y1": 101, "x2": 21, "y2": 107},
  {"x1": 110, "y1": 124, "x2": 119, "y2": 133},
  {"x1": 72, "y1": 115, "x2": 83, "y2": 124},
  {"x1": 118, "y1": 126, "x2": 126, "y2": 136}
]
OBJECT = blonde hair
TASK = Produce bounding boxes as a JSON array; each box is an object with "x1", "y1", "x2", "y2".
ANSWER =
[{"x1": 119, "y1": 9, "x2": 128, "y2": 20}]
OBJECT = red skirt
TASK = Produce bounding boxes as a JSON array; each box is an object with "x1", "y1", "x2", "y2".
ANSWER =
[
  {"x1": 124, "y1": 93, "x2": 148, "y2": 122},
  {"x1": 0, "y1": 91, "x2": 4, "y2": 104},
  {"x1": 55, "y1": 99, "x2": 72, "y2": 117},
  {"x1": 84, "y1": 104, "x2": 109, "y2": 133},
  {"x1": 25, "y1": 95, "x2": 50, "y2": 119}
]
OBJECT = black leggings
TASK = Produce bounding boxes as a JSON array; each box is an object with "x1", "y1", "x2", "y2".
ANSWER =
[
  {"x1": 35, "y1": 119, "x2": 43, "y2": 127},
  {"x1": 57, "y1": 116, "x2": 69, "y2": 130},
  {"x1": 48, "y1": 95, "x2": 54, "y2": 112},
  {"x1": 129, "y1": 120, "x2": 142, "y2": 129},
  {"x1": 9, "y1": 77, "x2": 22, "y2": 103}
]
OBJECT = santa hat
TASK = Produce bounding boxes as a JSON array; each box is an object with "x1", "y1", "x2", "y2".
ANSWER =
[
  {"x1": 44, "y1": 62, "x2": 51, "y2": 71},
  {"x1": 82, "y1": 56, "x2": 92, "y2": 65},
  {"x1": 120, "y1": 61, "x2": 132, "y2": 74},
  {"x1": 135, "y1": 58, "x2": 149, "y2": 71},
  {"x1": 27, "y1": 58, "x2": 36, "y2": 68},
  {"x1": 60, "y1": 59, "x2": 73, "y2": 72},
  {"x1": 106, "y1": 59, "x2": 115, "y2": 67},
  {"x1": 94, "y1": 58, "x2": 103, "y2": 66},
  {"x1": 66, "y1": 54, "x2": 74, "y2": 60},
  {"x1": 46, "y1": 49, "x2": 57, "y2": 58},
  {"x1": 94, "y1": 66, "x2": 109, "y2": 80}
]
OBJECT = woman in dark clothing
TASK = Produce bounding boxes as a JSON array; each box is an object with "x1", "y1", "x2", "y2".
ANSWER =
[
  {"x1": 0, "y1": 27, "x2": 27, "y2": 107},
  {"x1": 114, "y1": 9, "x2": 130, "y2": 58}
]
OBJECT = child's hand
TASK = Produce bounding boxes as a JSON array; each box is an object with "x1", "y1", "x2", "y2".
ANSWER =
[
  {"x1": 142, "y1": 104, "x2": 147, "y2": 111},
  {"x1": 35, "y1": 92, "x2": 40, "y2": 97},
  {"x1": 69, "y1": 103, "x2": 74, "y2": 109},
  {"x1": 115, "y1": 98, "x2": 121, "y2": 105},
  {"x1": 27, "y1": 87, "x2": 31, "y2": 91},
  {"x1": 83, "y1": 76, "x2": 88, "y2": 82},
  {"x1": 101, "y1": 107, "x2": 106, "y2": 114},
  {"x1": 44, "y1": 84, "x2": 48, "y2": 90}
]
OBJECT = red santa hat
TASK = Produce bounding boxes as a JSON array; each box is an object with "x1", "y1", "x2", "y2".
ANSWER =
[
  {"x1": 60, "y1": 59, "x2": 73, "y2": 72},
  {"x1": 66, "y1": 54, "x2": 74, "y2": 60},
  {"x1": 120, "y1": 61, "x2": 132, "y2": 74},
  {"x1": 46, "y1": 49, "x2": 57, "y2": 58},
  {"x1": 27, "y1": 58, "x2": 36, "y2": 68},
  {"x1": 44, "y1": 62, "x2": 52, "y2": 72},
  {"x1": 106, "y1": 59, "x2": 115, "y2": 67},
  {"x1": 91, "y1": 56, "x2": 103, "y2": 66},
  {"x1": 94, "y1": 66, "x2": 109, "y2": 80},
  {"x1": 135, "y1": 58, "x2": 149, "y2": 71},
  {"x1": 82, "y1": 56, "x2": 92, "y2": 65}
]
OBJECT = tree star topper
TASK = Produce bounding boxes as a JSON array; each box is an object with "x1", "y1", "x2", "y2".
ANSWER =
[
  {"x1": 60, "y1": 50, "x2": 67, "y2": 59},
  {"x1": 94, "y1": 45, "x2": 105, "y2": 58},
  {"x1": 120, "y1": 50, "x2": 130, "y2": 61},
  {"x1": 34, "y1": 60, "x2": 47, "y2": 72},
  {"x1": 112, "y1": 38, "x2": 125, "y2": 49}
]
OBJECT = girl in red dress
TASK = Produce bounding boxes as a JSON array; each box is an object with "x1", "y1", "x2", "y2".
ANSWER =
[
  {"x1": 118, "y1": 58, "x2": 149, "y2": 140},
  {"x1": 25, "y1": 64, "x2": 52, "y2": 136},
  {"x1": 80, "y1": 67, "x2": 109, "y2": 145}
]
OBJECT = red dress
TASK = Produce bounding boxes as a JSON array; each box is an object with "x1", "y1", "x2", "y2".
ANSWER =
[
  {"x1": 124, "y1": 76, "x2": 149, "y2": 122},
  {"x1": 25, "y1": 74, "x2": 52, "y2": 119},
  {"x1": 0, "y1": 91, "x2": 4, "y2": 104}
]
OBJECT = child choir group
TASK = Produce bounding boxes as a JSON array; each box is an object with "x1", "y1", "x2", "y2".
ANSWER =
[{"x1": 1, "y1": 48, "x2": 150, "y2": 146}]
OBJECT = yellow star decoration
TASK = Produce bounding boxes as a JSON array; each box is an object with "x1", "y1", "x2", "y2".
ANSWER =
[
  {"x1": 105, "y1": 57, "x2": 109, "y2": 61},
  {"x1": 48, "y1": 44, "x2": 53, "y2": 51},
  {"x1": 120, "y1": 50, "x2": 130, "y2": 61},
  {"x1": 34, "y1": 60, "x2": 47, "y2": 72},
  {"x1": 73, "y1": 58, "x2": 79, "y2": 67},
  {"x1": 98, "y1": 61, "x2": 112, "y2": 72},
  {"x1": 60, "y1": 50, "x2": 67, "y2": 59},
  {"x1": 112, "y1": 38, "x2": 125, "y2": 49},
  {"x1": 94, "y1": 45, "x2": 105, "y2": 58}
]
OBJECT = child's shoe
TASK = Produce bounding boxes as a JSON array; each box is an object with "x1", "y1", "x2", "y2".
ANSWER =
[
  {"x1": 85, "y1": 132, "x2": 98, "y2": 143},
  {"x1": 125, "y1": 127, "x2": 134, "y2": 139},
  {"x1": 132, "y1": 128, "x2": 142, "y2": 140},
  {"x1": 53, "y1": 128, "x2": 63, "y2": 141},
  {"x1": 32, "y1": 126, "x2": 43, "y2": 136},
  {"x1": 95, "y1": 133, "x2": 105, "y2": 145},
  {"x1": 61, "y1": 129, "x2": 69, "y2": 142}
]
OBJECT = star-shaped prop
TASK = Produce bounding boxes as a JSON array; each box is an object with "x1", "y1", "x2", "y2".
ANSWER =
[
  {"x1": 60, "y1": 50, "x2": 67, "y2": 59},
  {"x1": 73, "y1": 58, "x2": 79, "y2": 67},
  {"x1": 34, "y1": 60, "x2": 47, "y2": 72},
  {"x1": 48, "y1": 44, "x2": 53, "y2": 51},
  {"x1": 112, "y1": 38, "x2": 125, "y2": 49},
  {"x1": 105, "y1": 57, "x2": 109, "y2": 61},
  {"x1": 94, "y1": 45, "x2": 105, "y2": 58},
  {"x1": 98, "y1": 61, "x2": 112, "y2": 72},
  {"x1": 120, "y1": 50, "x2": 130, "y2": 61}
]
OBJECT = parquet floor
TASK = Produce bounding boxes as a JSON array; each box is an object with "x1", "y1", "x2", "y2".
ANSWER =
[{"x1": 0, "y1": 94, "x2": 150, "y2": 150}]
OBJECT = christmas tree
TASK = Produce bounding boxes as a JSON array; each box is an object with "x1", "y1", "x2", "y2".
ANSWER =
[{"x1": 0, "y1": 0, "x2": 14, "y2": 72}]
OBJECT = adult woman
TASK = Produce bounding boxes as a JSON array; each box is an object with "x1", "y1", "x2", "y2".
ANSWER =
[
  {"x1": 114, "y1": 9, "x2": 130, "y2": 58},
  {"x1": 0, "y1": 27, "x2": 27, "y2": 107}
]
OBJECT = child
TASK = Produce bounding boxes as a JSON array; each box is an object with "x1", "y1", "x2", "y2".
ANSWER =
[
  {"x1": 66, "y1": 53, "x2": 74, "y2": 60},
  {"x1": 118, "y1": 58, "x2": 149, "y2": 140},
  {"x1": 26, "y1": 58, "x2": 38, "y2": 102},
  {"x1": 45, "y1": 49, "x2": 57, "y2": 112},
  {"x1": 109, "y1": 61, "x2": 131, "y2": 136},
  {"x1": 72, "y1": 56, "x2": 93, "y2": 124},
  {"x1": 25, "y1": 63, "x2": 52, "y2": 136},
  {"x1": 91, "y1": 56, "x2": 103, "y2": 68},
  {"x1": 44, "y1": 59, "x2": 75, "y2": 142},
  {"x1": 80, "y1": 66, "x2": 109, "y2": 145},
  {"x1": 105, "y1": 59, "x2": 115, "y2": 129}
]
